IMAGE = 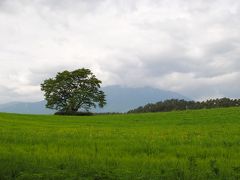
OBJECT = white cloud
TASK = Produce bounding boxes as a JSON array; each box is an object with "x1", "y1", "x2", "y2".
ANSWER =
[{"x1": 0, "y1": 0, "x2": 240, "y2": 102}]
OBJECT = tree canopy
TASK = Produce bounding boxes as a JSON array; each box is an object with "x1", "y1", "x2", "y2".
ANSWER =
[{"x1": 41, "y1": 68, "x2": 106, "y2": 113}]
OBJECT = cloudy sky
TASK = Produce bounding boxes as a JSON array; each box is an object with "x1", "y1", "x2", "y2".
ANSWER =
[{"x1": 0, "y1": 0, "x2": 239, "y2": 103}]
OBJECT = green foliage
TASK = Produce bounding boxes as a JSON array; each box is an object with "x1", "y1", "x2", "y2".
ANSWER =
[
  {"x1": 128, "y1": 98, "x2": 240, "y2": 113},
  {"x1": 41, "y1": 68, "x2": 106, "y2": 113},
  {"x1": 0, "y1": 107, "x2": 240, "y2": 179}
]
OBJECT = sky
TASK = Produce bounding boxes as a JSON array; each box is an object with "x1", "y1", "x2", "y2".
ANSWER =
[{"x1": 0, "y1": 0, "x2": 240, "y2": 103}]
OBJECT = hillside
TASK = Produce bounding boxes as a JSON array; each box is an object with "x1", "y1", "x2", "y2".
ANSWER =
[
  {"x1": 0, "y1": 107, "x2": 240, "y2": 179},
  {"x1": 0, "y1": 86, "x2": 188, "y2": 114}
]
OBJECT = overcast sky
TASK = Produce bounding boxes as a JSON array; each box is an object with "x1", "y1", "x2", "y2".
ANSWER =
[{"x1": 0, "y1": 0, "x2": 239, "y2": 103}]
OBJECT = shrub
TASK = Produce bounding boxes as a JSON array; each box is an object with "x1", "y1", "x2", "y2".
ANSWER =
[{"x1": 54, "y1": 111, "x2": 93, "y2": 116}]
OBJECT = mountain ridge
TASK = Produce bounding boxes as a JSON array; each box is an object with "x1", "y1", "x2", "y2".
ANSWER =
[{"x1": 0, "y1": 86, "x2": 189, "y2": 114}]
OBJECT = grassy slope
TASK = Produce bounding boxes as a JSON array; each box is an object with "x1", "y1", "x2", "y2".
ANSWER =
[{"x1": 0, "y1": 108, "x2": 240, "y2": 179}]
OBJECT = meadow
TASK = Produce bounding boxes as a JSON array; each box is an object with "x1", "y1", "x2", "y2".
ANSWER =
[{"x1": 0, "y1": 108, "x2": 240, "y2": 179}]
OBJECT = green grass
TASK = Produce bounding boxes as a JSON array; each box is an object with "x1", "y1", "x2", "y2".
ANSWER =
[{"x1": 0, "y1": 108, "x2": 240, "y2": 179}]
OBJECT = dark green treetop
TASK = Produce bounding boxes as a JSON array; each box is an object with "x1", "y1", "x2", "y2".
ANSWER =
[{"x1": 41, "y1": 68, "x2": 106, "y2": 113}]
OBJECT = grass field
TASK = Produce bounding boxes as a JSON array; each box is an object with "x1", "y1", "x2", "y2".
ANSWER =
[{"x1": 0, "y1": 108, "x2": 240, "y2": 179}]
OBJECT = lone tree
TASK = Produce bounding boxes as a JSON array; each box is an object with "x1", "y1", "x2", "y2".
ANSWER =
[{"x1": 41, "y1": 68, "x2": 106, "y2": 113}]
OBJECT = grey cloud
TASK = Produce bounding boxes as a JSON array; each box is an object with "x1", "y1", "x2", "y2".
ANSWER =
[
  {"x1": 0, "y1": 85, "x2": 38, "y2": 103},
  {"x1": 0, "y1": 0, "x2": 240, "y2": 102}
]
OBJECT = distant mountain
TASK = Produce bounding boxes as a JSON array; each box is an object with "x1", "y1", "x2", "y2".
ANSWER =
[
  {"x1": 0, "y1": 101, "x2": 54, "y2": 114},
  {"x1": 0, "y1": 86, "x2": 189, "y2": 114},
  {"x1": 97, "y1": 86, "x2": 189, "y2": 113}
]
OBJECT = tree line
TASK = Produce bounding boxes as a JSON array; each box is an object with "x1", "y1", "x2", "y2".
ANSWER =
[{"x1": 128, "y1": 98, "x2": 240, "y2": 113}]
